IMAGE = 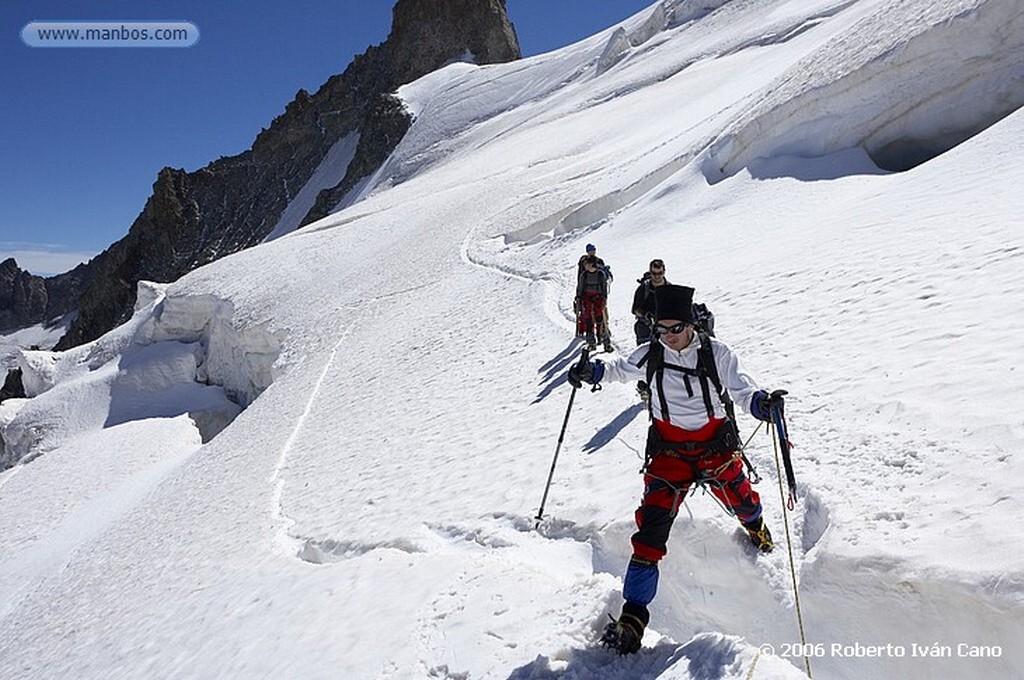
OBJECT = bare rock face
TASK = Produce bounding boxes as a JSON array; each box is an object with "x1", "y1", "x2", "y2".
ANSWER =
[
  {"x1": 0, "y1": 259, "x2": 82, "y2": 333},
  {"x1": 387, "y1": 0, "x2": 520, "y2": 79},
  {"x1": 48, "y1": 0, "x2": 520, "y2": 351},
  {"x1": 0, "y1": 259, "x2": 46, "y2": 331},
  {"x1": 1, "y1": 368, "x2": 26, "y2": 402}
]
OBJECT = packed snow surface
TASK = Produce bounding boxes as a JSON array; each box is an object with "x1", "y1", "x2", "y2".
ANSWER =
[{"x1": 2, "y1": 0, "x2": 1022, "y2": 678}]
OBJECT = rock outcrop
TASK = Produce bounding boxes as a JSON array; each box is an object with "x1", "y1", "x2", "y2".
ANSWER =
[
  {"x1": 0, "y1": 258, "x2": 85, "y2": 333},
  {"x1": 45, "y1": 0, "x2": 519, "y2": 350},
  {"x1": 1, "y1": 368, "x2": 26, "y2": 403},
  {"x1": 0, "y1": 259, "x2": 45, "y2": 331}
]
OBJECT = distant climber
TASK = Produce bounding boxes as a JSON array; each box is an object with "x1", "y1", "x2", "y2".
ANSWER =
[
  {"x1": 575, "y1": 255, "x2": 613, "y2": 352},
  {"x1": 575, "y1": 244, "x2": 613, "y2": 339},
  {"x1": 630, "y1": 258, "x2": 669, "y2": 401}
]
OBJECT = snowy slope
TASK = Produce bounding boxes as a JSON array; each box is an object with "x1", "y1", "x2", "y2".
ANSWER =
[{"x1": 2, "y1": 1, "x2": 1023, "y2": 678}]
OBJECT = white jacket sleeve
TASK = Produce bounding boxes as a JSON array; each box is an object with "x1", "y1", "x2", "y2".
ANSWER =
[
  {"x1": 598, "y1": 345, "x2": 649, "y2": 384},
  {"x1": 710, "y1": 338, "x2": 762, "y2": 414}
]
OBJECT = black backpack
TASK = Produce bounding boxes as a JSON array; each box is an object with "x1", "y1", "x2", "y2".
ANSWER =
[{"x1": 692, "y1": 302, "x2": 715, "y2": 337}]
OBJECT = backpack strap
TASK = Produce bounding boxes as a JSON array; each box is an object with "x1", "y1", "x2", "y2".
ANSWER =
[
  {"x1": 642, "y1": 333, "x2": 760, "y2": 480},
  {"x1": 639, "y1": 333, "x2": 730, "y2": 422},
  {"x1": 697, "y1": 332, "x2": 759, "y2": 481},
  {"x1": 696, "y1": 332, "x2": 736, "y2": 421},
  {"x1": 637, "y1": 342, "x2": 668, "y2": 420}
]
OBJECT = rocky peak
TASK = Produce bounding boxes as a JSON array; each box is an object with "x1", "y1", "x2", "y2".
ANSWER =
[{"x1": 386, "y1": 0, "x2": 520, "y2": 81}]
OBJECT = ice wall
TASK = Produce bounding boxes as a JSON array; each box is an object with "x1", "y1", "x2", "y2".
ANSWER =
[
  {"x1": 705, "y1": 0, "x2": 1024, "y2": 177},
  {"x1": 0, "y1": 282, "x2": 283, "y2": 468}
]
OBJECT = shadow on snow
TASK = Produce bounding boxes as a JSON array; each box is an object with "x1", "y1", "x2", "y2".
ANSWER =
[
  {"x1": 582, "y1": 403, "x2": 647, "y2": 454},
  {"x1": 534, "y1": 338, "x2": 586, "y2": 404},
  {"x1": 506, "y1": 633, "x2": 745, "y2": 679}
]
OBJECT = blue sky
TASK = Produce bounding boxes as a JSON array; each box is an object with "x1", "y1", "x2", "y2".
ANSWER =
[{"x1": 1, "y1": 1, "x2": 655, "y2": 276}]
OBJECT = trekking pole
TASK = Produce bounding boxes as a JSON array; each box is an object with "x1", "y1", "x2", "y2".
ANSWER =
[{"x1": 535, "y1": 348, "x2": 590, "y2": 529}]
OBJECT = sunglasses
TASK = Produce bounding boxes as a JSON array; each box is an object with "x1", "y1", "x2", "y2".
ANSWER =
[
  {"x1": 650, "y1": 271, "x2": 665, "y2": 277},
  {"x1": 654, "y1": 321, "x2": 691, "y2": 335}
]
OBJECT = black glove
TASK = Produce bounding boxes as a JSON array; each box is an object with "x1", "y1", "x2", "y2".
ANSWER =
[
  {"x1": 751, "y1": 389, "x2": 787, "y2": 421},
  {"x1": 568, "y1": 359, "x2": 604, "y2": 388}
]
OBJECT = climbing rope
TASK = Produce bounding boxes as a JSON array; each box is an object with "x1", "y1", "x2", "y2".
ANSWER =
[
  {"x1": 770, "y1": 420, "x2": 813, "y2": 679},
  {"x1": 744, "y1": 647, "x2": 762, "y2": 680}
]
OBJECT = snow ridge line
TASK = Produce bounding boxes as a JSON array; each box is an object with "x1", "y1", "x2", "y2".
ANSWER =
[
  {"x1": 268, "y1": 305, "x2": 365, "y2": 559},
  {"x1": 459, "y1": 223, "x2": 582, "y2": 339},
  {"x1": 267, "y1": 282, "x2": 441, "y2": 560},
  {"x1": 458, "y1": 224, "x2": 533, "y2": 284}
]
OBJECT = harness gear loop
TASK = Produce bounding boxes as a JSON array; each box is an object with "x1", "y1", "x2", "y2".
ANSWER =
[
  {"x1": 641, "y1": 419, "x2": 738, "y2": 472},
  {"x1": 641, "y1": 472, "x2": 689, "y2": 519},
  {"x1": 644, "y1": 455, "x2": 750, "y2": 521}
]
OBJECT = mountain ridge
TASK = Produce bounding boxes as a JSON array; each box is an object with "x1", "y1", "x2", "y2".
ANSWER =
[{"x1": 0, "y1": 0, "x2": 521, "y2": 349}]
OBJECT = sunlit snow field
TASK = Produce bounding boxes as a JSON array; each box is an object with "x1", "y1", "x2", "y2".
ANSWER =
[{"x1": 2, "y1": 1, "x2": 1022, "y2": 678}]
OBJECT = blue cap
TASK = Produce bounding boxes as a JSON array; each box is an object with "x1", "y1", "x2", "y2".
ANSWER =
[{"x1": 586, "y1": 243, "x2": 596, "y2": 252}]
